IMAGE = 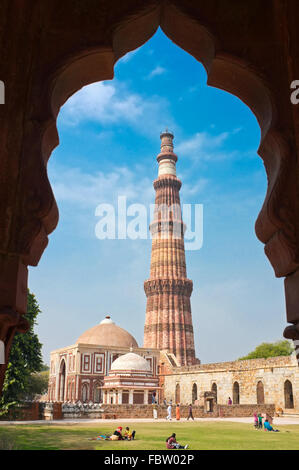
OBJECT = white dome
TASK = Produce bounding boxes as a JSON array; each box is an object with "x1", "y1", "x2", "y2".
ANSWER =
[
  {"x1": 110, "y1": 352, "x2": 151, "y2": 372},
  {"x1": 100, "y1": 317, "x2": 114, "y2": 325}
]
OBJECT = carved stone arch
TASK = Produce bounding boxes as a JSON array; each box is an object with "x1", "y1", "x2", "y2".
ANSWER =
[
  {"x1": 192, "y1": 383, "x2": 197, "y2": 404},
  {"x1": 256, "y1": 381, "x2": 265, "y2": 405},
  {"x1": 82, "y1": 382, "x2": 89, "y2": 403},
  {"x1": 93, "y1": 380, "x2": 104, "y2": 403},
  {"x1": 26, "y1": 0, "x2": 295, "y2": 283},
  {"x1": 2, "y1": 0, "x2": 299, "y2": 396},
  {"x1": 233, "y1": 381, "x2": 240, "y2": 405},
  {"x1": 211, "y1": 382, "x2": 217, "y2": 403},
  {"x1": 284, "y1": 380, "x2": 294, "y2": 409},
  {"x1": 58, "y1": 358, "x2": 66, "y2": 402}
]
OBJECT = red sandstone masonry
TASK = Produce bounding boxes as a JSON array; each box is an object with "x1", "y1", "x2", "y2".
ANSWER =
[{"x1": 144, "y1": 132, "x2": 196, "y2": 366}]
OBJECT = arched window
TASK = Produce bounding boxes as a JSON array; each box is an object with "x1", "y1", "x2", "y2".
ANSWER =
[
  {"x1": 59, "y1": 359, "x2": 66, "y2": 402},
  {"x1": 93, "y1": 381, "x2": 103, "y2": 403},
  {"x1": 284, "y1": 380, "x2": 294, "y2": 409},
  {"x1": 233, "y1": 382, "x2": 240, "y2": 404},
  {"x1": 82, "y1": 383, "x2": 89, "y2": 403},
  {"x1": 192, "y1": 383, "x2": 197, "y2": 404},
  {"x1": 256, "y1": 381, "x2": 265, "y2": 404},
  {"x1": 175, "y1": 383, "x2": 180, "y2": 404},
  {"x1": 211, "y1": 383, "x2": 217, "y2": 403}
]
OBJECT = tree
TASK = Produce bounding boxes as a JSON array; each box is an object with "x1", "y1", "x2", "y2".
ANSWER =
[
  {"x1": 0, "y1": 291, "x2": 44, "y2": 415},
  {"x1": 239, "y1": 340, "x2": 294, "y2": 360},
  {"x1": 25, "y1": 370, "x2": 49, "y2": 400}
]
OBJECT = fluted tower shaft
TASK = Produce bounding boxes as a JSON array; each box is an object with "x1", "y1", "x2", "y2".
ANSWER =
[{"x1": 143, "y1": 131, "x2": 196, "y2": 366}]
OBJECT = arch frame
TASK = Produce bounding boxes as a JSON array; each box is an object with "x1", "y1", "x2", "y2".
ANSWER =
[{"x1": 1, "y1": 0, "x2": 299, "y2": 394}]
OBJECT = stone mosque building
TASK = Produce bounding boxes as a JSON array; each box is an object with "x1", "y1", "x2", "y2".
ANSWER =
[{"x1": 48, "y1": 131, "x2": 299, "y2": 413}]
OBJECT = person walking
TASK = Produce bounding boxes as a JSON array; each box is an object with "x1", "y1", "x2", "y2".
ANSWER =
[
  {"x1": 152, "y1": 391, "x2": 157, "y2": 404},
  {"x1": 153, "y1": 403, "x2": 158, "y2": 420},
  {"x1": 187, "y1": 403, "x2": 194, "y2": 421},
  {"x1": 228, "y1": 397, "x2": 232, "y2": 405},
  {"x1": 176, "y1": 404, "x2": 180, "y2": 421},
  {"x1": 166, "y1": 403, "x2": 172, "y2": 421}
]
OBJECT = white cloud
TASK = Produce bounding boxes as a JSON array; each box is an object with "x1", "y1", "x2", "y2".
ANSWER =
[
  {"x1": 146, "y1": 66, "x2": 167, "y2": 79},
  {"x1": 180, "y1": 178, "x2": 209, "y2": 198},
  {"x1": 60, "y1": 82, "x2": 142, "y2": 126},
  {"x1": 59, "y1": 81, "x2": 175, "y2": 137},
  {"x1": 176, "y1": 131, "x2": 229, "y2": 155},
  {"x1": 49, "y1": 162, "x2": 154, "y2": 209},
  {"x1": 174, "y1": 131, "x2": 243, "y2": 165}
]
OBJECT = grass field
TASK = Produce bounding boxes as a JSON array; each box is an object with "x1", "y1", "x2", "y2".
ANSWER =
[{"x1": 0, "y1": 421, "x2": 299, "y2": 450}]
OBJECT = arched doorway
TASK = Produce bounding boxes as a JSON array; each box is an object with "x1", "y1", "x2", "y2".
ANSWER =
[
  {"x1": 256, "y1": 381, "x2": 265, "y2": 404},
  {"x1": 284, "y1": 380, "x2": 294, "y2": 409},
  {"x1": 58, "y1": 359, "x2": 66, "y2": 402},
  {"x1": 192, "y1": 383, "x2": 197, "y2": 404},
  {"x1": 211, "y1": 383, "x2": 217, "y2": 403},
  {"x1": 233, "y1": 382, "x2": 240, "y2": 405},
  {"x1": 93, "y1": 381, "x2": 103, "y2": 403},
  {"x1": 175, "y1": 383, "x2": 180, "y2": 404},
  {"x1": 82, "y1": 383, "x2": 89, "y2": 403}
]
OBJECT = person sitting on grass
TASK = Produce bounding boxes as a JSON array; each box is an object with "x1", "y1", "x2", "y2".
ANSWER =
[
  {"x1": 264, "y1": 419, "x2": 280, "y2": 432},
  {"x1": 110, "y1": 426, "x2": 124, "y2": 440},
  {"x1": 124, "y1": 427, "x2": 136, "y2": 440},
  {"x1": 166, "y1": 433, "x2": 189, "y2": 450}
]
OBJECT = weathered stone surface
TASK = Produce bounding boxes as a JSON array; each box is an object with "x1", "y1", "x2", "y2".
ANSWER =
[
  {"x1": 144, "y1": 132, "x2": 196, "y2": 366},
  {"x1": 162, "y1": 355, "x2": 299, "y2": 411}
]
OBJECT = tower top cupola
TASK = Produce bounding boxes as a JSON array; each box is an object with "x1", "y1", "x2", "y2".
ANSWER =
[{"x1": 157, "y1": 129, "x2": 178, "y2": 177}]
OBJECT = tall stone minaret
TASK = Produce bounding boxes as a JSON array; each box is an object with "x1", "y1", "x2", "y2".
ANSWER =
[{"x1": 143, "y1": 130, "x2": 196, "y2": 366}]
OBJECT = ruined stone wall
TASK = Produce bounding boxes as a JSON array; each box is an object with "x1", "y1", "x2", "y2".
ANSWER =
[{"x1": 163, "y1": 356, "x2": 299, "y2": 410}]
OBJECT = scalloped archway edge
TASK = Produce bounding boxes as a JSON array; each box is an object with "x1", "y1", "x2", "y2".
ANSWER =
[{"x1": 1, "y1": 0, "x2": 299, "y2": 394}]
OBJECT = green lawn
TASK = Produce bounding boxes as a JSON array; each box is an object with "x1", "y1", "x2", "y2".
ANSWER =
[{"x1": 0, "y1": 421, "x2": 298, "y2": 450}]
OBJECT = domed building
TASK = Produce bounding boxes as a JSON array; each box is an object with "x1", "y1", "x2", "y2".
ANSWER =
[
  {"x1": 102, "y1": 352, "x2": 160, "y2": 405},
  {"x1": 48, "y1": 316, "x2": 160, "y2": 403}
]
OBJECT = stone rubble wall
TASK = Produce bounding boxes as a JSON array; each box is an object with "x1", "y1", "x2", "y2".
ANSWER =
[{"x1": 163, "y1": 355, "x2": 299, "y2": 410}]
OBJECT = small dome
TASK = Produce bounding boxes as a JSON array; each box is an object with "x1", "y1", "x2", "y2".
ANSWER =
[
  {"x1": 111, "y1": 352, "x2": 150, "y2": 372},
  {"x1": 76, "y1": 316, "x2": 138, "y2": 348}
]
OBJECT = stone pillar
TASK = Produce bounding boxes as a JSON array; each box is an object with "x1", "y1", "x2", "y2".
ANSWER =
[
  {"x1": 144, "y1": 389, "x2": 149, "y2": 405},
  {"x1": 129, "y1": 390, "x2": 133, "y2": 404}
]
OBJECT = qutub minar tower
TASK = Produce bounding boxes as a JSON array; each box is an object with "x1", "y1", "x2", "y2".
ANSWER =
[{"x1": 144, "y1": 130, "x2": 197, "y2": 366}]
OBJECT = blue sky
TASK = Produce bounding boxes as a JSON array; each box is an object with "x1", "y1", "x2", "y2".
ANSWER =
[{"x1": 29, "y1": 28, "x2": 286, "y2": 365}]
